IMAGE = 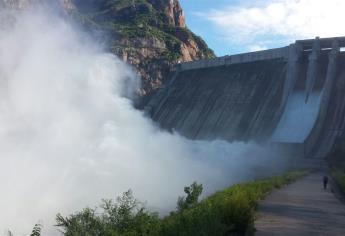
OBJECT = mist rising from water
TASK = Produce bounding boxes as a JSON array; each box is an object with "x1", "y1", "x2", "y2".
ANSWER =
[{"x1": 0, "y1": 8, "x2": 289, "y2": 235}]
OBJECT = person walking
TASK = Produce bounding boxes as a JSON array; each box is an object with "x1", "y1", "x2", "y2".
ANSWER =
[{"x1": 323, "y1": 175, "x2": 329, "y2": 190}]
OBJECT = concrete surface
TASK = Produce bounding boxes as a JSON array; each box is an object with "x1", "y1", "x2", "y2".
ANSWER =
[
  {"x1": 255, "y1": 173, "x2": 345, "y2": 236},
  {"x1": 147, "y1": 59, "x2": 287, "y2": 142}
]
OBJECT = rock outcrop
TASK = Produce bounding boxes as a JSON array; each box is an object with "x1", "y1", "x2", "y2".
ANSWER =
[
  {"x1": 1, "y1": 0, "x2": 215, "y2": 95},
  {"x1": 70, "y1": 0, "x2": 215, "y2": 95}
]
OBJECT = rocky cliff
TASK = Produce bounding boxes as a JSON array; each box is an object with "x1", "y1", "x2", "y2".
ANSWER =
[{"x1": 1, "y1": 0, "x2": 215, "y2": 95}]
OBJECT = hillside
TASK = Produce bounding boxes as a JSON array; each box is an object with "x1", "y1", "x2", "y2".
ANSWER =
[
  {"x1": 1, "y1": 0, "x2": 215, "y2": 95},
  {"x1": 71, "y1": 0, "x2": 215, "y2": 95}
]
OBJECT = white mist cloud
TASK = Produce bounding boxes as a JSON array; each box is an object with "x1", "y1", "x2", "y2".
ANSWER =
[
  {"x1": 203, "y1": 0, "x2": 345, "y2": 51},
  {"x1": 0, "y1": 7, "x2": 290, "y2": 235}
]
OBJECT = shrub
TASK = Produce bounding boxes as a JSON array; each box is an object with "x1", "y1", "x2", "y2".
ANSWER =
[
  {"x1": 56, "y1": 190, "x2": 160, "y2": 236},
  {"x1": 56, "y1": 171, "x2": 307, "y2": 236},
  {"x1": 332, "y1": 169, "x2": 345, "y2": 194},
  {"x1": 160, "y1": 171, "x2": 308, "y2": 236},
  {"x1": 176, "y1": 182, "x2": 203, "y2": 212},
  {"x1": 30, "y1": 223, "x2": 43, "y2": 236}
]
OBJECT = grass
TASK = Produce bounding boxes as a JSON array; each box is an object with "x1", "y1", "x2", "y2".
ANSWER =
[
  {"x1": 331, "y1": 169, "x2": 345, "y2": 195},
  {"x1": 160, "y1": 171, "x2": 308, "y2": 236},
  {"x1": 56, "y1": 171, "x2": 308, "y2": 236}
]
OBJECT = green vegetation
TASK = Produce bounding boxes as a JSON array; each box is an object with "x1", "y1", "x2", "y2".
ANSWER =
[
  {"x1": 327, "y1": 142, "x2": 345, "y2": 195},
  {"x1": 176, "y1": 182, "x2": 203, "y2": 212},
  {"x1": 30, "y1": 223, "x2": 43, "y2": 236},
  {"x1": 331, "y1": 169, "x2": 345, "y2": 194},
  {"x1": 56, "y1": 171, "x2": 307, "y2": 236},
  {"x1": 56, "y1": 190, "x2": 161, "y2": 236},
  {"x1": 6, "y1": 223, "x2": 43, "y2": 236},
  {"x1": 160, "y1": 171, "x2": 308, "y2": 236}
]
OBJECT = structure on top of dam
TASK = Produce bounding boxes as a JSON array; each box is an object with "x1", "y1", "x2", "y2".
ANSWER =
[{"x1": 145, "y1": 37, "x2": 345, "y2": 159}]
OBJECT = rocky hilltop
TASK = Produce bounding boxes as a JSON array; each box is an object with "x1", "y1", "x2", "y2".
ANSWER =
[{"x1": 1, "y1": 0, "x2": 215, "y2": 95}]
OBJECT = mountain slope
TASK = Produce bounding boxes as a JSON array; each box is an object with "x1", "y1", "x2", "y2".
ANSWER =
[
  {"x1": 1, "y1": 0, "x2": 215, "y2": 95},
  {"x1": 70, "y1": 0, "x2": 215, "y2": 95}
]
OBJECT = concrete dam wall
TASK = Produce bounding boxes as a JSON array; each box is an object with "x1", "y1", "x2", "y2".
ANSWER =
[{"x1": 145, "y1": 37, "x2": 345, "y2": 158}]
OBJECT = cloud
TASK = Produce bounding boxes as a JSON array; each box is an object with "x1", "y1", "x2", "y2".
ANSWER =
[{"x1": 202, "y1": 0, "x2": 345, "y2": 51}]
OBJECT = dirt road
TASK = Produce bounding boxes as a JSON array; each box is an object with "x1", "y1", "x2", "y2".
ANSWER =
[{"x1": 255, "y1": 173, "x2": 345, "y2": 236}]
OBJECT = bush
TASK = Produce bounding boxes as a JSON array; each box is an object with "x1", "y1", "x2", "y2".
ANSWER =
[
  {"x1": 332, "y1": 169, "x2": 345, "y2": 194},
  {"x1": 176, "y1": 182, "x2": 203, "y2": 212},
  {"x1": 160, "y1": 171, "x2": 308, "y2": 236},
  {"x1": 56, "y1": 172, "x2": 307, "y2": 236},
  {"x1": 30, "y1": 223, "x2": 43, "y2": 236},
  {"x1": 56, "y1": 190, "x2": 161, "y2": 236}
]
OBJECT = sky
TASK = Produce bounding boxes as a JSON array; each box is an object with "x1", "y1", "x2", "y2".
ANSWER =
[{"x1": 179, "y1": 0, "x2": 345, "y2": 56}]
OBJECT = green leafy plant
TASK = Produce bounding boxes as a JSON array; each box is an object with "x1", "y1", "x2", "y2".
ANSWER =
[
  {"x1": 30, "y1": 223, "x2": 43, "y2": 236},
  {"x1": 56, "y1": 190, "x2": 160, "y2": 236},
  {"x1": 56, "y1": 172, "x2": 307, "y2": 236},
  {"x1": 177, "y1": 182, "x2": 203, "y2": 212},
  {"x1": 160, "y1": 171, "x2": 308, "y2": 236},
  {"x1": 332, "y1": 169, "x2": 345, "y2": 194}
]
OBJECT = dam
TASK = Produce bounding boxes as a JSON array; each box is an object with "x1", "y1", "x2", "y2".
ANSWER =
[{"x1": 145, "y1": 37, "x2": 345, "y2": 159}]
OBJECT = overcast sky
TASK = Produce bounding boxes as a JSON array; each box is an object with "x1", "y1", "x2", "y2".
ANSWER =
[{"x1": 179, "y1": 0, "x2": 345, "y2": 56}]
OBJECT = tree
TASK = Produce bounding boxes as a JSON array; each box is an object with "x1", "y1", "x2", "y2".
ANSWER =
[
  {"x1": 177, "y1": 182, "x2": 203, "y2": 212},
  {"x1": 30, "y1": 223, "x2": 43, "y2": 236},
  {"x1": 56, "y1": 190, "x2": 160, "y2": 236}
]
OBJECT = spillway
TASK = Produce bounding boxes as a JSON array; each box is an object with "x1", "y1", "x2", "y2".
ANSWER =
[{"x1": 271, "y1": 91, "x2": 322, "y2": 143}]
